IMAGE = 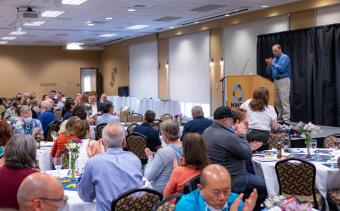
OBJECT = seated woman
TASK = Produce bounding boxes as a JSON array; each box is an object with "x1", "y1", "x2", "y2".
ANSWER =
[
  {"x1": 163, "y1": 133, "x2": 210, "y2": 200},
  {"x1": 51, "y1": 116, "x2": 80, "y2": 159},
  {"x1": 0, "y1": 135, "x2": 39, "y2": 209},
  {"x1": 144, "y1": 120, "x2": 183, "y2": 192},
  {"x1": 240, "y1": 87, "x2": 277, "y2": 151},
  {"x1": 0, "y1": 120, "x2": 13, "y2": 159}
]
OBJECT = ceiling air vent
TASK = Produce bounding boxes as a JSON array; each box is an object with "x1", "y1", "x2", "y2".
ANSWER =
[
  {"x1": 191, "y1": 4, "x2": 226, "y2": 12},
  {"x1": 153, "y1": 16, "x2": 182, "y2": 22}
]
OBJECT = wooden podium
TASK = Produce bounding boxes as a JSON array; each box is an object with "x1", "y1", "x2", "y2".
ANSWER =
[{"x1": 226, "y1": 75, "x2": 274, "y2": 108}]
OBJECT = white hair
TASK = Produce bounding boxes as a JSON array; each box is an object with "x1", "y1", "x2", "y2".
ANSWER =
[{"x1": 102, "y1": 123, "x2": 125, "y2": 148}]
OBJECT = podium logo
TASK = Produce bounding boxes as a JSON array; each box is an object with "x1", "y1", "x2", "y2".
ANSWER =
[{"x1": 232, "y1": 82, "x2": 244, "y2": 106}]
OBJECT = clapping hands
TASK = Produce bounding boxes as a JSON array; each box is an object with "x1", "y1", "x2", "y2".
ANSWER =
[{"x1": 230, "y1": 189, "x2": 258, "y2": 211}]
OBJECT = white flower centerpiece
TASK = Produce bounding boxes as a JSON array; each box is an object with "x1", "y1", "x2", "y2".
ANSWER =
[
  {"x1": 120, "y1": 106, "x2": 132, "y2": 124},
  {"x1": 296, "y1": 122, "x2": 320, "y2": 155},
  {"x1": 65, "y1": 140, "x2": 81, "y2": 179}
]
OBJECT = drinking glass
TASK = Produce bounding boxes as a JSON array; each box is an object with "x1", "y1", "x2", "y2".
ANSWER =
[
  {"x1": 54, "y1": 157, "x2": 63, "y2": 178},
  {"x1": 310, "y1": 139, "x2": 317, "y2": 149}
]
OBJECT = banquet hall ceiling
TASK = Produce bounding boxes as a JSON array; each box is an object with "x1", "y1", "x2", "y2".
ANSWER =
[{"x1": 0, "y1": 0, "x2": 299, "y2": 46}]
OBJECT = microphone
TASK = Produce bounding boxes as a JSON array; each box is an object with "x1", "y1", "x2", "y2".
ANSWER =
[{"x1": 240, "y1": 59, "x2": 250, "y2": 75}]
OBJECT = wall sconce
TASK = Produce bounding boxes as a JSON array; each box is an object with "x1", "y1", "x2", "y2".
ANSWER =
[
  {"x1": 209, "y1": 58, "x2": 214, "y2": 67},
  {"x1": 165, "y1": 61, "x2": 169, "y2": 69},
  {"x1": 220, "y1": 57, "x2": 224, "y2": 66}
]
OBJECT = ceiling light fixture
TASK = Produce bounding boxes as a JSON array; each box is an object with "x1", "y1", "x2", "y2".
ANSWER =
[
  {"x1": 41, "y1": 10, "x2": 65, "y2": 17},
  {"x1": 23, "y1": 21, "x2": 45, "y2": 26},
  {"x1": 261, "y1": 5, "x2": 269, "y2": 8},
  {"x1": 87, "y1": 23, "x2": 95, "y2": 26},
  {"x1": 225, "y1": 14, "x2": 231, "y2": 17},
  {"x1": 0, "y1": 41, "x2": 9, "y2": 44},
  {"x1": 169, "y1": 26, "x2": 174, "y2": 29},
  {"x1": 99, "y1": 33, "x2": 117, "y2": 37},
  {"x1": 194, "y1": 21, "x2": 199, "y2": 24},
  {"x1": 126, "y1": 24, "x2": 149, "y2": 30},
  {"x1": 105, "y1": 17, "x2": 112, "y2": 20},
  {"x1": 128, "y1": 9, "x2": 136, "y2": 12},
  {"x1": 1, "y1": 36, "x2": 16, "y2": 40},
  {"x1": 66, "y1": 42, "x2": 84, "y2": 50},
  {"x1": 10, "y1": 31, "x2": 26, "y2": 35},
  {"x1": 62, "y1": 0, "x2": 87, "y2": 5}
]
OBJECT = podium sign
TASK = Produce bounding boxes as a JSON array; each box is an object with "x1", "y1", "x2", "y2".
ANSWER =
[{"x1": 226, "y1": 75, "x2": 274, "y2": 108}]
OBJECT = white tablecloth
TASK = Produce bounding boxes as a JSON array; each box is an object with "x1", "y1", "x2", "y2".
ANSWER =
[
  {"x1": 107, "y1": 96, "x2": 181, "y2": 118},
  {"x1": 65, "y1": 190, "x2": 96, "y2": 211},
  {"x1": 252, "y1": 151, "x2": 340, "y2": 199}
]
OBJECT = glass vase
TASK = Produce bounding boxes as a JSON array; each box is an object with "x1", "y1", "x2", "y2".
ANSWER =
[{"x1": 69, "y1": 151, "x2": 77, "y2": 179}]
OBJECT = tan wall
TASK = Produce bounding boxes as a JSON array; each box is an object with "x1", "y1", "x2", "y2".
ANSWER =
[
  {"x1": 0, "y1": 46, "x2": 100, "y2": 99},
  {"x1": 290, "y1": 10, "x2": 316, "y2": 30},
  {"x1": 99, "y1": 42, "x2": 129, "y2": 96}
]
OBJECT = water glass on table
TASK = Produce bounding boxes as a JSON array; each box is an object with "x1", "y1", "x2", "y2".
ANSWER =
[
  {"x1": 310, "y1": 139, "x2": 317, "y2": 149},
  {"x1": 54, "y1": 157, "x2": 63, "y2": 178}
]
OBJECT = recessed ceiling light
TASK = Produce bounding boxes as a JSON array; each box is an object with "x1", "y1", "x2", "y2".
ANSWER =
[
  {"x1": 87, "y1": 23, "x2": 95, "y2": 26},
  {"x1": 85, "y1": 21, "x2": 91, "y2": 24},
  {"x1": 225, "y1": 14, "x2": 231, "y2": 17},
  {"x1": 0, "y1": 41, "x2": 8, "y2": 44},
  {"x1": 23, "y1": 21, "x2": 45, "y2": 26},
  {"x1": 128, "y1": 9, "x2": 136, "y2": 12},
  {"x1": 66, "y1": 42, "x2": 84, "y2": 50},
  {"x1": 62, "y1": 0, "x2": 87, "y2": 5},
  {"x1": 261, "y1": 5, "x2": 269, "y2": 8},
  {"x1": 1, "y1": 36, "x2": 16, "y2": 40},
  {"x1": 194, "y1": 21, "x2": 199, "y2": 24},
  {"x1": 169, "y1": 26, "x2": 174, "y2": 29},
  {"x1": 99, "y1": 33, "x2": 118, "y2": 37},
  {"x1": 105, "y1": 17, "x2": 112, "y2": 20},
  {"x1": 126, "y1": 24, "x2": 149, "y2": 30},
  {"x1": 41, "y1": 10, "x2": 65, "y2": 17},
  {"x1": 10, "y1": 31, "x2": 26, "y2": 35}
]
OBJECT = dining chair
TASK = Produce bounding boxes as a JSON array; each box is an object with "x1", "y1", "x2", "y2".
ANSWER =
[
  {"x1": 160, "y1": 114, "x2": 173, "y2": 122},
  {"x1": 111, "y1": 188, "x2": 163, "y2": 211},
  {"x1": 128, "y1": 113, "x2": 143, "y2": 123},
  {"x1": 127, "y1": 123, "x2": 138, "y2": 135},
  {"x1": 151, "y1": 193, "x2": 182, "y2": 211},
  {"x1": 275, "y1": 158, "x2": 322, "y2": 208},
  {"x1": 96, "y1": 123, "x2": 107, "y2": 140},
  {"x1": 44, "y1": 120, "x2": 61, "y2": 142},
  {"x1": 126, "y1": 132, "x2": 148, "y2": 162}
]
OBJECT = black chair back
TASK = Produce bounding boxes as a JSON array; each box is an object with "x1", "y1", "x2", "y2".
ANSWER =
[
  {"x1": 45, "y1": 120, "x2": 61, "y2": 142},
  {"x1": 96, "y1": 123, "x2": 107, "y2": 140},
  {"x1": 182, "y1": 175, "x2": 200, "y2": 194},
  {"x1": 127, "y1": 123, "x2": 138, "y2": 135},
  {"x1": 126, "y1": 132, "x2": 148, "y2": 161},
  {"x1": 111, "y1": 188, "x2": 163, "y2": 211},
  {"x1": 151, "y1": 193, "x2": 182, "y2": 211}
]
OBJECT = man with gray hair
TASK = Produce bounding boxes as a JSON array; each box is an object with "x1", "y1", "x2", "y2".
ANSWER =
[
  {"x1": 180, "y1": 105, "x2": 212, "y2": 140},
  {"x1": 38, "y1": 100, "x2": 58, "y2": 133},
  {"x1": 78, "y1": 123, "x2": 143, "y2": 211},
  {"x1": 10, "y1": 105, "x2": 43, "y2": 138},
  {"x1": 17, "y1": 172, "x2": 66, "y2": 211}
]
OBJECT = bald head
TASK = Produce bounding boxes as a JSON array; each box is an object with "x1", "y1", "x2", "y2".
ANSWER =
[
  {"x1": 200, "y1": 164, "x2": 231, "y2": 187},
  {"x1": 198, "y1": 164, "x2": 232, "y2": 209},
  {"x1": 17, "y1": 173, "x2": 64, "y2": 211}
]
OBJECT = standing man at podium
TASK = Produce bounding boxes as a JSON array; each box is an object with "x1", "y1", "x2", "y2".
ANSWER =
[{"x1": 265, "y1": 44, "x2": 291, "y2": 124}]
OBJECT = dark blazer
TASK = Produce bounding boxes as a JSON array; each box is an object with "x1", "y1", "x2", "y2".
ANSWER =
[{"x1": 181, "y1": 116, "x2": 213, "y2": 140}]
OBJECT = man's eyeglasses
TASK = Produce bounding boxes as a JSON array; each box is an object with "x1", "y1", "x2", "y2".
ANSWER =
[{"x1": 38, "y1": 195, "x2": 68, "y2": 211}]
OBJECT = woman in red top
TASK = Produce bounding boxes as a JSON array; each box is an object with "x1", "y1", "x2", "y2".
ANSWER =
[
  {"x1": 0, "y1": 135, "x2": 39, "y2": 209},
  {"x1": 51, "y1": 116, "x2": 80, "y2": 158},
  {"x1": 163, "y1": 133, "x2": 210, "y2": 200}
]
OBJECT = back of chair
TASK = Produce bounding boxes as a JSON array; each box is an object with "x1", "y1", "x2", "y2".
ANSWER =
[
  {"x1": 152, "y1": 193, "x2": 182, "y2": 211},
  {"x1": 127, "y1": 123, "x2": 138, "y2": 135},
  {"x1": 152, "y1": 119, "x2": 161, "y2": 133},
  {"x1": 275, "y1": 158, "x2": 317, "y2": 205},
  {"x1": 160, "y1": 114, "x2": 173, "y2": 122},
  {"x1": 324, "y1": 133, "x2": 340, "y2": 148},
  {"x1": 96, "y1": 123, "x2": 107, "y2": 140},
  {"x1": 45, "y1": 120, "x2": 61, "y2": 142},
  {"x1": 112, "y1": 188, "x2": 163, "y2": 211},
  {"x1": 128, "y1": 113, "x2": 143, "y2": 123},
  {"x1": 126, "y1": 132, "x2": 148, "y2": 160},
  {"x1": 182, "y1": 175, "x2": 200, "y2": 194}
]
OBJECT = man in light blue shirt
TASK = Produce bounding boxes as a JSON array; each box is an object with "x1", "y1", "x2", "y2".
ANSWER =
[
  {"x1": 265, "y1": 44, "x2": 291, "y2": 124},
  {"x1": 95, "y1": 101, "x2": 120, "y2": 126},
  {"x1": 78, "y1": 123, "x2": 143, "y2": 211},
  {"x1": 176, "y1": 164, "x2": 257, "y2": 211}
]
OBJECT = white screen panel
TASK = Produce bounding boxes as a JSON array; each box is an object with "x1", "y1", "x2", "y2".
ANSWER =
[
  {"x1": 169, "y1": 31, "x2": 210, "y2": 104},
  {"x1": 129, "y1": 41, "x2": 158, "y2": 99},
  {"x1": 316, "y1": 4, "x2": 340, "y2": 26},
  {"x1": 223, "y1": 15, "x2": 289, "y2": 76}
]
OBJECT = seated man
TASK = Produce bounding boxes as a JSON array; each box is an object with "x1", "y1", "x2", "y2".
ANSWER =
[
  {"x1": 38, "y1": 100, "x2": 58, "y2": 133},
  {"x1": 17, "y1": 172, "x2": 66, "y2": 211},
  {"x1": 78, "y1": 123, "x2": 143, "y2": 211},
  {"x1": 202, "y1": 106, "x2": 267, "y2": 210},
  {"x1": 95, "y1": 101, "x2": 120, "y2": 126},
  {"x1": 176, "y1": 164, "x2": 257, "y2": 211},
  {"x1": 181, "y1": 105, "x2": 212, "y2": 140},
  {"x1": 133, "y1": 110, "x2": 162, "y2": 152},
  {"x1": 10, "y1": 105, "x2": 43, "y2": 139}
]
